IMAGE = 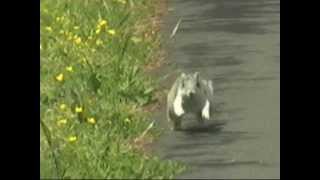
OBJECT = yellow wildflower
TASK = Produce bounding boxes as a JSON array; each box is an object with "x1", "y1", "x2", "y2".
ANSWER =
[
  {"x1": 60, "y1": 103, "x2": 67, "y2": 110},
  {"x1": 117, "y1": 0, "x2": 127, "y2": 4},
  {"x1": 67, "y1": 136, "x2": 77, "y2": 143},
  {"x1": 56, "y1": 16, "x2": 64, "y2": 22},
  {"x1": 107, "y1": 29, "x2": 116, "y2": 36},
  {"x1": 87, "y1": 117, "x2": 96, "y2": 124},
  {"x1": 124, "y1": 118, "x2": 130, "y2": 123},
  {"x1": 55, "y1": 73, "x2": 64, "y2": 82},
  {"x1": 74, "y1": 26, "x2": 80, "y2": 30},
  {"x1": 98, "y1": 19, "x2": 108, "y2": 27},
  {"x1": 66, "y1": 66, "x2": 73, "y2": 72},
  {"x1": 96, "y1": 39, "x2": 103, "y2": 46},
  {"x1": 75, "y1": 106, "x2": 83, "y2": 113},
  {"x1": 74, "y1": 37, "x2": 82, "y2": 44},
  {"x1": 82, "y1": 57, "x2": 87, "y2": 63},
  {"x1": 57, "y1": 119, "x2": 67, "y2": 126},
  {"x1": 45, "y1": 26, "x2": 53, "y2": 32},
  {"x1": 96, "y1": 28, "x2": 101, "y2": 34}
]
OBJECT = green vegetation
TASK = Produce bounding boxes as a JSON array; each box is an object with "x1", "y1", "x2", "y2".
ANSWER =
[{"x1": 40, "y1": 0, "x2": 185, "y2": 178}]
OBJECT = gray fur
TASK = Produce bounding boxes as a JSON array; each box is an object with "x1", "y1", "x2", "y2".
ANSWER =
[{"x1": 167, "y1": 72, "x2": 214, "y2": 130}]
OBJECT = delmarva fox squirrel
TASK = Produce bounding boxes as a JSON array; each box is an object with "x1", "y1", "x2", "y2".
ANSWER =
[{"x1": 167, "y1": 72, "x2": 214, "y2": 130}]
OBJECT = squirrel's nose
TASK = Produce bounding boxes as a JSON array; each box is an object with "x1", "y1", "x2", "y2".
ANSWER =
[{"x1": 189, "y1": 91, "x2": 195, "y2": 97}]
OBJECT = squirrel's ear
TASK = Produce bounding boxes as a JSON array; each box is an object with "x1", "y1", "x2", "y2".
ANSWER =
[{"x1": 194, "y1": 72, "x2": 200, "y2": 81}]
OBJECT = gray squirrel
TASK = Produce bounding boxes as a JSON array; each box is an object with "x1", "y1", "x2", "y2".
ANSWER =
[{"x1": 167, "y1": 72, "x2": 214, "y2": 130}]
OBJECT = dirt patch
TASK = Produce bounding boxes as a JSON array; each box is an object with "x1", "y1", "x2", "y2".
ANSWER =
[
  {"x1": 143, "y1": 0, "x2": 169, "y2": 74},
  {"x1": 130, "y1": 0, "x2": 172, "y2": 157},
  {"x1": 141, "y1": 0, "x2": 171, "y2": 114},
  {"x1": 128, "y1": 0, "x2": 171, "y2": 155},
  {"x1": 144, "y1": 49, "x2": 169, "y2": 75},
  {"x1": 132, "y1": 0, "x2": 189, "y2": 156},
  {"x1": 128, "y1": 134, "x2": 154, "y2": 158}
]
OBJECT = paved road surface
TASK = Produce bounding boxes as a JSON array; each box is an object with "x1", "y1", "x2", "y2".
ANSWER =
[{"x1": 153, "y1": 0, "x2": 280, "y2": 179}]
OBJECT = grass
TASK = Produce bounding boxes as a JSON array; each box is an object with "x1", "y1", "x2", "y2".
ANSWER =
[{"x1": 40, "y1": 0, "x2": 186, "y2": 178}]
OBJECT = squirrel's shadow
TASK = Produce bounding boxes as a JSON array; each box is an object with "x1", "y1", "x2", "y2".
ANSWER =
[{"x1": 179, "y1": 119, "x2": 226, "y2": 134}]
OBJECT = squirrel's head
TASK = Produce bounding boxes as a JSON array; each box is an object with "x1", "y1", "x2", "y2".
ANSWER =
[{"x1": 178, "y1": 72, "x2": 201, "y2": 99}]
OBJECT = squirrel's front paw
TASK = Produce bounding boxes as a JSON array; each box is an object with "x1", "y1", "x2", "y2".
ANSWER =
[{"x1": 201, "y1": 100, "x2": 211, "y2": 120}]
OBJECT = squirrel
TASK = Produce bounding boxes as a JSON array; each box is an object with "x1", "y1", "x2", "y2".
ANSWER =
[{"x1": 166, "y1": 72, "x2": 214, "y2": 130}]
